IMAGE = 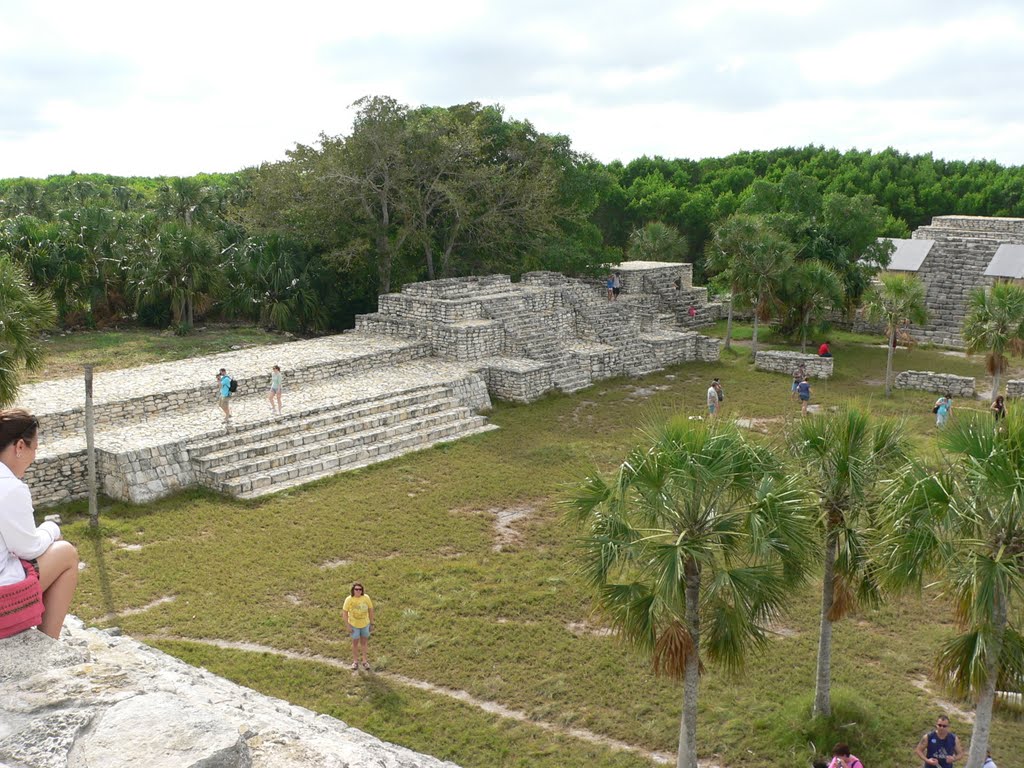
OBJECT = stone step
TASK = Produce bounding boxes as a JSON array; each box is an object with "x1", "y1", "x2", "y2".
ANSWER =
[
  {"x1": 192, "y1": 395, "x2": 462, "y2": 470},
  {"x1": 189, "y1": 386, "x2": 454, "y2": 459},
  {"x1": 203, "y1": 407, "x2": 478, "y2": 483},
  {"x1": 226, "y1": 419, "x2": 499, "y2": 498}
]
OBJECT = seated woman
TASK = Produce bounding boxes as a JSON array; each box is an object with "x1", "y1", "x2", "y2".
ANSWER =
[
  {"x1": 818, "y1": 341, "x2": 832, "y2": 358},
  {"x1": 1, "y1": 409, "x2": 79, "y2": 639}
]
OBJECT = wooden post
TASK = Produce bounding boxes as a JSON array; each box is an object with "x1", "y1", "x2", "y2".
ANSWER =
[{"x1": 84, "y1": 364, "x2": 99, "y2": 528}]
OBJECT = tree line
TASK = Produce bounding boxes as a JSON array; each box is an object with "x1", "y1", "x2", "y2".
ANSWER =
[{"x1": 3, "y1": 94, "x2": 1024, "y2": 395}]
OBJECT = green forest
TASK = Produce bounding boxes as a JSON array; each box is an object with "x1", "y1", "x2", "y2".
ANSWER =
[{"x1": 3, "y1": 94, "x2": 1024, "y2": 338}]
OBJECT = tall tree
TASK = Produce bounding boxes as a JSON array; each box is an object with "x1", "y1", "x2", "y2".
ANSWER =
[
  {"x1": 128, "y1": 221, "x2": 222, "y2": 330},
  {"x1": 0, "y1": 254, "x2": 56, "y2": 405},
  {"x1": 707, "y1": 213, "x2": 794, "y2": 357},
  {"x1": 788, "y1": 407, "x2": 910, "y2": 718},
  {"x1": 569, "y1": 416, "x2": 815, "y2": 768},
  {"x1": 882, "y1": 412, "x2": 1024, "y2": 768},
  {"x1": 961, "y1": 282, "x2": 1024, "y2": 399},
  {"x1": 626, "y1": 221, "x2": 688, "y2": 263},
  {"x1": 863, "y1": 273, "x2": 929, "y2": 397},
  {"x1": 784, "y1": 259, "x2": 844, "y2": 353}
]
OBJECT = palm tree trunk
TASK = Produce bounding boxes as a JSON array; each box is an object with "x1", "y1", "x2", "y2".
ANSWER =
[
  {"x1": 724, "y1": 297, "x2": 733, "y2": 350},
  {"x1": 751, "y1": 299, "x2": 760, "y2": 358},
  {"x1": 965, "y1": 587, "x2": 1007, "y2": 768},
  {"x1": 991, "y1": 365, "x2": 1002, "y2": 401},
  {"x1": 813, "y1": 530, "x2": 837, "y2": 717},
  {"x1": 885, "y1": 330, "x2": 895, "y2": 398},
  {"x1": 677, "y1": 560, "x2": 701, "y2": 768},
  {"x1": 801, "y1": 309, "x2": 809, "y2": 354}
]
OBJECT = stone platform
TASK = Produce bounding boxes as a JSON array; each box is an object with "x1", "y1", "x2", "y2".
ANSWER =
[
  {"x1": 0, "y1": 620, "x2": 461, "y2": 768},
  {"x1": 19, "y1": 267, "x2": 722, "y2": 507}
]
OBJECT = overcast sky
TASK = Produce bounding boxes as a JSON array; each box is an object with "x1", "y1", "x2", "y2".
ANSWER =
[{"x1": 2, "y1": 0, "x2": 1022, "y2": 178}]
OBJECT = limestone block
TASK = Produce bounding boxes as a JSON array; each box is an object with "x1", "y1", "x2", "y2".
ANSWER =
[
  {"x1": 894, "y1": 371, "x2": 975, "y2": 397},
  {"x1": 754, "y1": 351, "x2": 833, "y2": 379}
]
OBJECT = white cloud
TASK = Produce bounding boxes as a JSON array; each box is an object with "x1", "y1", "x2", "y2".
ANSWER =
[{"x1": 2, "y1": 0, "x2": 1024, "y2": 177}]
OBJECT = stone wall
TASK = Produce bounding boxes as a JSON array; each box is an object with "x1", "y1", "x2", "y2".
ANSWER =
[
  {"x1": 39, "y1": 341, "x2": 432, "y2": 442},
  {"x1": 0, "y1": 621, "x2": 461, "y2": 768},
  {"x1": 1007, "y1": 380, "x2": 1024, "y2": 399},
  {"x1": 753, "y1": 351, "x2": 834, "y2": 379},
  {"x1": 894, "y1": 370, "x2": 975, "y2": 397}
]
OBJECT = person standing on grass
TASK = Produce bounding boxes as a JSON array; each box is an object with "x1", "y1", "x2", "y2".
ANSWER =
[
  {"x1": 706, "y1": 380, "x2": 719, "y2": 418},
  {"x1": 991, "y1": 395, "x2": 1006, "y2": 422},
  {"x1": 268, "y1": 365, "x2": 283, "y2": 415},
  {"x1": 935, "y1": 394, "x2": 952, "y2": 428},
  {"x1": 828, "y1": 743, "x2": 864, "y2": 768},
  {"x1": 217, "y1": 368, "x2": 233, "y2": 423},
  {"x1": 797, "y1": 376, "x2": 812, "y2": 415},
  {"x1": 0, "y1": 409, "x2": 79, "y2": 640},
  {"x1": 915, "y1": 714, "x2": 963, "y2": 767},
  {"x1": 791, "y1": 363, "x2": 806, "y2": 400},
  {"x1": 343, "y1": 582, "x2": 374, "y2": 671}
]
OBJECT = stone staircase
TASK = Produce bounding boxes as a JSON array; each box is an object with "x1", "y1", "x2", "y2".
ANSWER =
[
  {"x1": 187, "y1": 384, "x2": 496, "y2": 498},
  {"x1": 482, "y1": 296, "x2": 595, "y2": 393},
  {"x1": 912, "y1": 225, "x2": 1004, "y2": 346}
]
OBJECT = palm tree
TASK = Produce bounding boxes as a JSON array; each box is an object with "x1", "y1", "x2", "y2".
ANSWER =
[
  {"x1": 863, "y1": 273, "x2": 929, "y2": 397},
  {"x1": 788, "y1": 407, "x2": 910, "y2": 718},
  {"x1": 961, "y1": 282, "x2": 1024, "y2": 399},
  {"x1": 627, "y1": 221, "x2": 688, "y2": 263},
  {"x1": 881, "y1": 411, "x2": 1024, "y2": 768},
  {"x1": 785, "y1": 259, "x2": 845, "y2": 353},
  {"x1": 128, "y1": 221, "x2": 223, "y2": 330},
  {"x1": 0, "y1": 254, "x2": 56, "y2": 405},
  {"x1": 569, "y1": 416, "x2": 815, "y2": 768},
  {"x1": 707, "y1": 213, "x2": 794, "y2": 357}
]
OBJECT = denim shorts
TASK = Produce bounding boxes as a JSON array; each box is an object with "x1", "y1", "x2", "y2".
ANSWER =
[{"x1": 350, "y1": 625, "x2": 371, "y2": 639}]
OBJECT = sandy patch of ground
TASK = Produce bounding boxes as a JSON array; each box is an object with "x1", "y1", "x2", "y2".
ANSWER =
[
  {"x1": 489, "y1": 504, "x2": 537, "y2": 552},
  {"x1": 105, "y1": 595, "x2": 177, "y2": 620},
  {"x1": 567, "y1": 621, "x2": 615, "y2": 638},
  {"x1": 911, "y1": 676, "x2": 974, "y2": 722},
  {"x1": 318, "y1": 558, "x2": 352, "y2": 570},
  {"x1": 734, "y1": 416, "x2": 785, "y2": 434},
  {"x1": 283, "y1": 593, "x2": 303, "y2": 605}
]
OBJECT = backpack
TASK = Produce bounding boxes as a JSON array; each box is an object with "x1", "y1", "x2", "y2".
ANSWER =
[
  {"x1": 717, "y1": 388, "x2": 724, "y2": 402},
  {"x1": 228, "y1": 378, "x2": 238, "y2": 393}
]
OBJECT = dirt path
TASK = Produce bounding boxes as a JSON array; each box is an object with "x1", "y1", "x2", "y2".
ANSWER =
[{"x1": 140, "y1": 634, "x2": 688, "y2": 766}]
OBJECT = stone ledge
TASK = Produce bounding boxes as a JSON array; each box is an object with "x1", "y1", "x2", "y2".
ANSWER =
[
  {"x1": 0, "y1": 620, "x2": 461, "y2": 768},
  {"x1": 754, "y1": 351, "x2": 833, "y2": 379},
  {"x1": 894, "y1": 371, "x2": 975, "y2": 397}
]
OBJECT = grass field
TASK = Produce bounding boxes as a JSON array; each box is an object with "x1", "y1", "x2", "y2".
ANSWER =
[
  {"x1": 51, "y1": 330, "x2": 1024, "y2": 768},
  {"x1": 22, "y1": 325, "x2": 289, "y2": 383}
]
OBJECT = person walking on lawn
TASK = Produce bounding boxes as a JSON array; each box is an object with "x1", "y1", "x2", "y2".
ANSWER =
[{"x1": 343, "y1": 582, "x2": 374, "y2": 671}]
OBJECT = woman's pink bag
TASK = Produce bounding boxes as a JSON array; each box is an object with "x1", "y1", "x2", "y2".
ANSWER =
[{"x1": 0, "y1": 560, "x2": 44, "y2": 639}]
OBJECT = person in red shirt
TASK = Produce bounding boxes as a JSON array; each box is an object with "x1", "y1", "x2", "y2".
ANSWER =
[{"x1": 818, "y1": 341, "x2": 832, "y2": 357}]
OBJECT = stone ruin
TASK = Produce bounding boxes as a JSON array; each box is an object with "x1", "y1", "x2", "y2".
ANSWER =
[
  {"x1": 18, "y1": 263, "x2": 720, "y2": 507},
  {"x1": 0, "y1": 621, "x2": 461, "y2": 768},
  {"x1": 882, "y1": 215, "x2": 1024, "y2": 347}
]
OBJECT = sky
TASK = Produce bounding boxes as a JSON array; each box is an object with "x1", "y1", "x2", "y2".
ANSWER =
[{"x1": 2, "y1": 0, "x2": 1023, "y2": 178}]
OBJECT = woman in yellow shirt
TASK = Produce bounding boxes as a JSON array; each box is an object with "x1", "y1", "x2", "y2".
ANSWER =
[{"x1": 342, "y1": 582, "x2": 374, "y2": 671}]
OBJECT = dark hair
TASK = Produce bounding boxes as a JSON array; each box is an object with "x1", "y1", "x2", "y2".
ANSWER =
[
  {"x1": 832, "y1": 743, "x2": 851, "y2": 757},
  {"x1": 350, "y1": 582, "x2": 365, "y2": 596},
  {"x1": 273, "y1": 365, "x2": 281, "y2": 371},
  {"x1": 0, "y1": 409, "x2": 39, "y2": 452}
]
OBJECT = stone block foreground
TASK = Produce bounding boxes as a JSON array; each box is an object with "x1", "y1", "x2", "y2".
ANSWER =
[
  {"x1": 0, "y1": 619, "x2": 460, "y2": 768},
  {"x1": 18, "y1": 267, "x2": 720, "y2": 507}
]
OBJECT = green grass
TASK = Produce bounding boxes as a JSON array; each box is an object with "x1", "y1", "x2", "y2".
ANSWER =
[
  {"x1": 50, "y1": 323, "x2": 1024, "y2": 768},
  {"x1": 23, "y1": 325, "x2": 290, "y2": 383}
]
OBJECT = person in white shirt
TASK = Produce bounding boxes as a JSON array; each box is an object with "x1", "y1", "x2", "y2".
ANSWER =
[
  {"x1": 1, "y1": 409, "x2": 79, "y2": 638},
  {"x1": 706, "y1": 383, "x2": 718, "y2": 417}
]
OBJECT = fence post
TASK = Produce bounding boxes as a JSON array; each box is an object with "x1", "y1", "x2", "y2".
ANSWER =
[{"x1": 84, "y1": 364, "x2": 98, "y2": 528}]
